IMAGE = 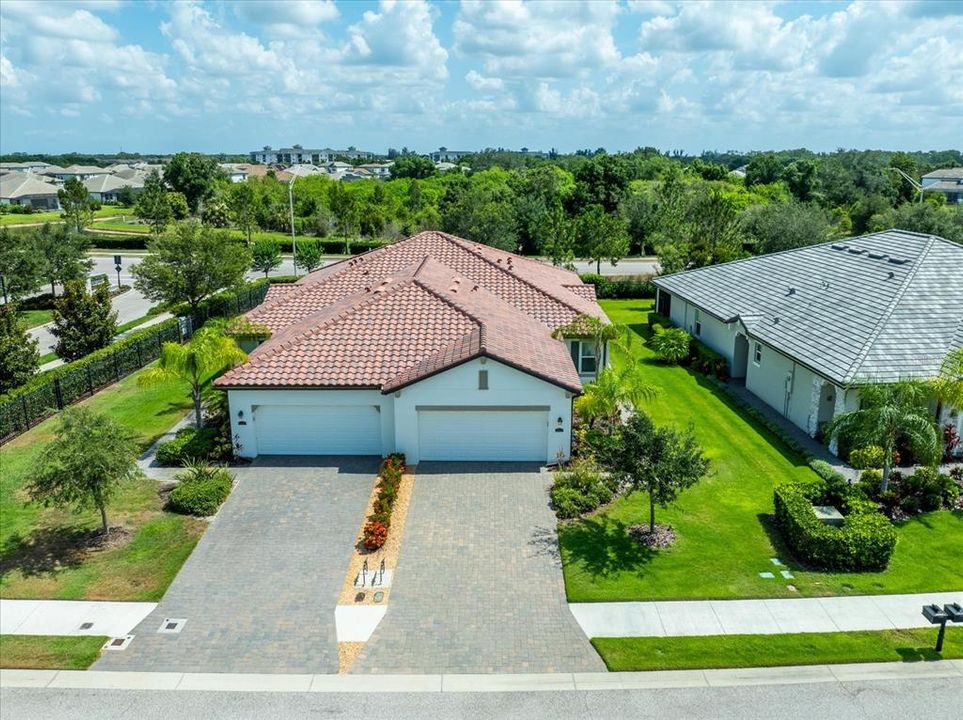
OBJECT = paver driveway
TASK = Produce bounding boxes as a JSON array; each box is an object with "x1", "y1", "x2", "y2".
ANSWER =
[
  {"x1": 352, "y1": 463, "x2": 604, "y2": 674},
  {"x1": 95, "y1": 457, "x2": 376, "y2": 674}
]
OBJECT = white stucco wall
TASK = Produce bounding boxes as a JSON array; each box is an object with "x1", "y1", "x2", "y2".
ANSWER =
[
  {"x1": 227, "y1": 388, "x2": 395, "y2": 458},
  {"x1": 392, "y1": 358, "x2": 574, "y2": 465},
  {"x1": 667, "y1": 297, "x2": 739, "y2": 367}
]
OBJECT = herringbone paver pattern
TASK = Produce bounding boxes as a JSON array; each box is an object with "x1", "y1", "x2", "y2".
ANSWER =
[
  {"x1": 352, "y1": 463, "x2": 604, "y2": 674},
  {"x1": 95, "y1": 456, "x2": 376, "y2": 674}
]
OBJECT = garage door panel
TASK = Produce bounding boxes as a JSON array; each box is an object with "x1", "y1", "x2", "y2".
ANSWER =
[
  {"x1": 255, "y1": 405, "x2": 381, "y2": 455},
  {"x1": 418, "y1": 409, "x2": 548, "y2": 461}
]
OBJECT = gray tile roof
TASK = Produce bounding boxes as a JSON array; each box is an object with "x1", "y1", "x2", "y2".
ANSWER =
[
  {"x1": 922, "y1": 167, "x2": 963, "y2": 180},
  {"x1": 652, "y1": 230, "x2": 963, "y2": 385}
]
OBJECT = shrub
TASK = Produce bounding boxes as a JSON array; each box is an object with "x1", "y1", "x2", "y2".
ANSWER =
[
  {"x1": 648, "y1": 327, "x2": 692, "y2": 363},
  {"x1": 690, "y1": 340, "x2": 728, "y2": 380},
  {"x1": 578, "y1": 273, "x2": 655, "y2": 299},
  {"x1": 155, "y1": 426, "x2": 218, "y2": 466},
  {"x1": 551, "y1": 459, "x2": 620, "y2": 519},
  {"x1": 362, "y1": 521, "x2": 389, "y2": 551},
  {"x1": 647, "y1": 312, "x2": 671, "y2": 330},
  {"x1": 773, "y1": 479, "x2": 896, "y2": 571},
  {"x1": 362, "y1": 453, "x2": 407, "y2": 549},
  {"x1": 849, "y1": 445, "x2": 885, "y2": 470},
  {"x1": 167, "y1": 463, "x2": 233, "y2": 516}
]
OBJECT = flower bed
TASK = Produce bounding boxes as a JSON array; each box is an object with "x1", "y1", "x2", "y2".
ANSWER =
[{"x1": 362, "y1": 453, "x2": 406, "y2": 551}]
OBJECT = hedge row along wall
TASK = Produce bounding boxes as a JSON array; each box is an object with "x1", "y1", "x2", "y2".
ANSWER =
[{"x1": 87, "y1": 232, "x2": 389, "y2": 256}]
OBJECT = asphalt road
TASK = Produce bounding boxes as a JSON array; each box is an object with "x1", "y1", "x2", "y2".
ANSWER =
[{"x1": 3, "y1": 676, "x2": 960, "y2": 720}]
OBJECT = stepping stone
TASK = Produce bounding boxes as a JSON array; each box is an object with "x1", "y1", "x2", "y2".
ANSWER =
[
  {"x1": 786, "y1": 584, "x2": 797, "y2": 592},
  {"x1": 780, "y1": 570, "x2": 794, "y2": 579},
  {"x1": 758, "y1": 571, "x2": 775, "y2": 579},
  {"x1": 770, "y1": 558, "x2": 784, "y2": 566}
]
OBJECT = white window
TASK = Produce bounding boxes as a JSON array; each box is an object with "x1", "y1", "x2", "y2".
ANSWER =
[
  {"x1": 570, "y1": 341, "x2": 598, "y2": 375},
  {"x1": 694, "y1": 309, "x2": 702, "y2": 337},
  {"x1": 753, "y1": 341, "x2": 763, "y2": 365}
]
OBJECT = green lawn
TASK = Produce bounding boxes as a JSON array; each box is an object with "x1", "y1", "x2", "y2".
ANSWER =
[
  {"x1": 559, "y1": 299, "x2": 963, "y2": 601},
  {"x1": 38, "y1": 352, "x2": 57, "y2": 365},
  {"x1": 0, "y1": 365, "x2": 206, "y2": 601},
  {"x1": 593, "y1": 628, "x2": 962, "y2": 671},
  {"x1": 93, "y1": 218, "x2": 150, "y2": 233},
  {"x1": 17, "y1": 309, "x2": 53, "y2": 329},
  {"x1": 0, "y1": 207, "x2": 133, "y2": 226},
  {"x1": 0, "y1": 635, "x2": 107, "y2": 669}
]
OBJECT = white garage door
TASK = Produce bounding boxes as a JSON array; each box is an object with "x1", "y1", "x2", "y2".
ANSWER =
[
  {"x1": 418, "y1": 408, "x2": 548, "y2": 461},
  {"x1": 254, "y1": 405, "x2": 381, "y2": 455}
]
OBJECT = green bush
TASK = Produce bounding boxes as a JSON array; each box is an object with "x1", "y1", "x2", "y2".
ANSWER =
[
  {"x1": 579, "y1": 274, "x2": 655, "y2": 299},
  {"x1": 899, "y1": 467, "x2": 955, "y2": 512},
  {"x1": 155, "y1": 426, "x2": 218, "y2": 466},
  {"x1": 647, "y1": 312, "x2": 671, "y2": 330},
  {"x1": 690, "y1": 340, "x2": 728, "y2": 380},
  {"x1": 773, "y1": 479, "x2": 896, "y2": 571},
  {"x1": 849, "y1": 445, "x2": 885, "y2": 470},
  {"x1": 551, "y1": 459, "x2": 620, "y2": 519},
  {"x1": 167, "y1": 463, "x2": 233, "y2": 516},
  {"x1": 648, "y1": 327, "x2": 692, "y2": 363},
  {"x1": 85, "y1": 233, "x2": 148, "y2": 250}
]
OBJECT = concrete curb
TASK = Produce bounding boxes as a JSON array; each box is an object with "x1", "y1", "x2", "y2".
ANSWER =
[{"x1": 2, "y1": 660, "x2": 960, "y2": 694}]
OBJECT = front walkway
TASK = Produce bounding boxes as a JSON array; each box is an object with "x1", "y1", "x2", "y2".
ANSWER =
[
  {"x1": 570, "y1": 591, "x2": 963, "y2": 638},
  {"x1": 351, "y1": 463, "x2": 604, "y2": 674},
  {"x1": 0, "y1": 600, "x2": 155, "y2": 637},
  {"x1": 94, "y1": 457, "x2": 377, "y2": 674}
]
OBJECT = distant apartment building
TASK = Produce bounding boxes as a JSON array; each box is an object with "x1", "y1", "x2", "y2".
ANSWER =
[
  {"x1": 429, "y1": 148, "x2": 473, "y2": 163},
  {"x1": 921, "y1": 168, "x2": 963, "y2": 204},
  {"x1": 250, "y1": 145, "x2": 374, "y2": 165}
]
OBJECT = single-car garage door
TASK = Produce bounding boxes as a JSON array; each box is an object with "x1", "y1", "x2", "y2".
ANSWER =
[
  {"x1": 417, "y1": 408, "x2": 548, "y2": 462},
  {"x1": 254, "y1": 405, "x2": 381, "y2": 455}
]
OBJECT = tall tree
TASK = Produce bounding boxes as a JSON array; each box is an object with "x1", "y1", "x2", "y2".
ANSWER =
[
  {"x1": 741, "y1": 201, "x2": 832, "y2": 254},
  {"x1": 827, "y1": 381, "x2": 941, "y2": 493},
  {"x1": 780, "y1": 159, "x2": 819, "y2": 202},
  {"x1": 131, "y1": 221, "x2": 252, "y2": 314},
  {"x1": 0, "y1": 302, "x2": 40, "y2": 393},
  {"x1": 538, "y1": 202, "x2": 576, "y2": 267},
  {"x1": 139, "y1": 322, "x2": 247, "y2": 428},
  {"x1": 163, "y1": 152, "x2": 224, "y2": 213},
  {"x1": 250, "y1": 238, "x2": 281, "y2": 278},
  {"x1": 0, "y1": 227, "x2": 42, "y2": 301},
  {"x1": 32, "y1": 223, "x2": 92, "y2": 297},
  {"x1": 134, "y1": 170, "x2": 173, "y2": 235},
  {"x1": 57, "y1": 177, "x2": 94, "y2": 234},
  {"x1": 50, "y1": 280, "x2": 118, "y2": 361},
  {"x1": 294, "y1": 238, "x2": 323, "y2": 273},
  {"x1": 389, "y1": 155, "x2": 437, "y2": 179},
  {"x1": 226, "y1": 180, "x2": 257, "y2": 244},
  {"x1": 576, "y1": 204, "x2": 630, "y2": 273},
  {"x1": 608, "y1": 411, "x2": 710, "y2": 533},
  {"x1": 570, "y1": 155, "x2": 630, "y2": 214},
  {"x1": 26, "y1": 407, "x2": 139, "y2": 535},
  {"x1": 686, "y1": 187, "x2": 743, "y2": 267}
]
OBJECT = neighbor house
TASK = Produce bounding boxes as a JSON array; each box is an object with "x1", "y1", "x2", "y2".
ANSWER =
[
  {"x1": 429, "y1": 149, "x2": 473, "y2": 163},
  {"x1": 215, "y1": 231, "x2": 609, "y2": 463},
  {"x1": 921, "y1": 168, "x2": 963, "y2": 204},
  {"x1": 0, "y1": 172, "x2": 61, "y2": 209},
  {"x1": 47, "y1": 165, "x2": 111, "y2": 181},
  {"x1": 250, "y1": 146, "x2": 374, "y2": 165},
  {"x1": 83, "y1": 173, "x2": 142, "y2": 202},
  {"x1": 652, "y1": 230, "x2": 963, "y2": 452}
]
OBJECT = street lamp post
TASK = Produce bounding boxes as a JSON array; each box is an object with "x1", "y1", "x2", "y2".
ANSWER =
[{"x1": 288, "y1": 175, "x2": 298, "y2": 278}]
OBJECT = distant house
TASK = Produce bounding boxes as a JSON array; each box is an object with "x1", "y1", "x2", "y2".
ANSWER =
[
  {"x1": 49, "y1": 165, "x2": 111, "y2": 181},
  {"x1": 0, "y1": 172, "x2": 61, "y2": 209},
  {"x1": 356, "y1": 162, "x2": 393, "y2": 179},
  {"x1": 429, "y1": 148, "x2": 473, "y2": 163},
  {"x1": 921, "y1": 168, "x2": 963, "y2": 204},
  {"x1": 250, "y1": 146, "x2": 374, "y2": 165},
  {"x1": 275, "y1": 164, "x2": 327, "y2": 182},
  {"x1": 652, "y1": 230, "x2": 963, "y2": 453},
  {"x1": 0, "y1": 160, "x2": 51, "y2": 174},
  {"x1": 219, "y1": 163, "x2": 250, "y2": 183},
  {"x1": 83, "y1": 174, "x2": 142, "y2": 202}
]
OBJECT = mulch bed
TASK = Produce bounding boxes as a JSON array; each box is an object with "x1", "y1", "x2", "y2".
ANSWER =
[{"x1": 628, "y1": 523, "x2": 677, "y2": 549}]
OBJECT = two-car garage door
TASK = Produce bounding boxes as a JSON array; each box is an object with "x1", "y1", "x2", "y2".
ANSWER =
[
  {"x1": 254, "y1": 405, "x2": 381, "y2": 455},
  {"x1": 417, "y1": 408, "x2": 548, "y2": 462}
]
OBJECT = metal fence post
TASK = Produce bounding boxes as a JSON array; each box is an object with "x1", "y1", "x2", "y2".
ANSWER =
[
  {"x1": 21, "y1": 395, "x2": 29, "y2": 430},
  {"x1": 53, "y1": 378, "x2": 64, "y2": 410}
]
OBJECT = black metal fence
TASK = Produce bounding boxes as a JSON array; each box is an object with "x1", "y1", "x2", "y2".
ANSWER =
[{"x1": 0, "y1": 280, "x2": 270, "y2": 443}]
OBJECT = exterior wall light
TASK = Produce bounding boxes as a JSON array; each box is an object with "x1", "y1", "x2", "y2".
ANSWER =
[{"x1": 555, "y1": 416, "x2": 564, "y2": 433}]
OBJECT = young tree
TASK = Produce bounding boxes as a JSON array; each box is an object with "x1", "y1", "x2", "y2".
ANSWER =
[
  {"x1": 26, "y1": 406, "x2": 139, "y2": 535},
  {"x1": 167, "y1": 192, "x2": 190, "y2": 220},
  {"x1": 294, "y1": 238, "x2": 323, "y2": 273},
  {"x1": 32, "y1": 223, "x2": 93, "y2": 297},
  {"x1": 50, "y1": 280, "x2": 118, "y2": 361},
  {"x1": 116, "y1": 185, "x2": 136, "y2": 207},
  {"x1": 163, "y1": 152, "x2": 224, "y2": 213},
  {"x1": 827, "y1": 381, "x2": 941, "y2": 493},
  {"x1": 226, "y1": 181, "x2": 257, "y2": 244},
  {"x1": 135, "y1": 170, "x2": 173, "y2": 234},
  {"x1": 0, "y1": 302, "x2": 40, "y2": 393},
  {"x1": 250, "y1": 238, "x2": 281, "y2": 278},
  {"x1": 139, "y1": 322, "x2": 247, "y2": 428},
  {"x1": 57, "y1": 177, "x2": 94, "y2": 233},
  {"x1": 686, "y1": 187, "x2": 743, "y2": 267},
  {"x1": 201, "y1": 200, "x2": 230, "y2": 228},
  {"x1": 131, "y1": 221, "x2": 252, "y2": 314},
  {"x1": 538, "y1": 202, "x2": 576, "y2": 267},
  {"x1": 576, "y1": 204, "x2": 630, "y2": 273},
  {"x1": 609, "y1": 411, "x2": 710, "y2": 533},
  {"x1": 0, "y1": 227, "x2": 43, "y2": 301}
]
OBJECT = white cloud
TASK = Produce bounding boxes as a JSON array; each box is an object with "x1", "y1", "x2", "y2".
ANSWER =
[
  {"x1": 234, "y1": 0, "x2": 339, "y2": 38},
  {"x1": 466, "y1": 70, "x2": 503, "y2": 91},
  {"x1": 342, "y1": 0, "x2": 447, "y2": 79}
]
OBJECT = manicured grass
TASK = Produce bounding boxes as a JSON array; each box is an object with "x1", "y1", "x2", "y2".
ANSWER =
[
  {"x1": 0, "y1": 635, "x2": 107, "y2": 669},
  {"x1": 93, "y1": 218, "x2": 151, "y2": 233},
  {"x1": 593, "y1": 628, "x2": 962, "y2": 671},
  {"x1": 17, "y1": 309, "x2": 53, "y2": 329},
  {"x1": 559, "y1": 299, "x2": 963, "y2": 601},
  {"x1": 38, "y1": 352, "x2": 57, "y2": 364},
  {"x1": 116, "y1": 311, "x2": 161, "y2": 334},
  {"x1": 0, "y1": 364, "x2": 206, "y2": 601},
  {"x1": 0, "y1": 207, "x2": 133, "y2": 226}
]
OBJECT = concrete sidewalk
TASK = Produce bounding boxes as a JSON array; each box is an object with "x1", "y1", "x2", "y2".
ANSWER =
[
  {"x1": 0, "y1": 600, "x2": 156, "y2": 637},
  {"x1": 570, "y1": 591, "x2": 962, "y2": 638}
]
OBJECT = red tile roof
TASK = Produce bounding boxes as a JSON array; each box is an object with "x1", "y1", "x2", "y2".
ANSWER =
[{"x1": 216, "y1": 232, "x2": 604, "y2": 393}]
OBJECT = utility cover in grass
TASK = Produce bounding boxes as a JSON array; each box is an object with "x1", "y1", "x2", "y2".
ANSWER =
[
  {"x1": 758, "y1": 572, "x2": 775, "y2": 579},
  {"x1": 781, "y1": 570, "x2": 794, "y2": 579},
  {"x1": 770, "y1": 558, "x2": 783, "y2": 566}
]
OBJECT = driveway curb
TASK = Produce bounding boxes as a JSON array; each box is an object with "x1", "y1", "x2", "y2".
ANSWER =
[{"x1": 2, "y1": 660, "x2": 960, "y2": 694}]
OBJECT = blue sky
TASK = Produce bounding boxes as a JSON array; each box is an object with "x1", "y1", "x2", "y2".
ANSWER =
[{"x1": 1, "y1": 1, "x2": 960, "y2": 155}]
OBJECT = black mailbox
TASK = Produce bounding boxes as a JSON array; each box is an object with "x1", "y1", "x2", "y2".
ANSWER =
[
  {"x1": 922, "y1": 604, "x2": 948, "y2": 624},
  {"x1": 944, "y1": 603, "x2": 963, "y2": 623}
]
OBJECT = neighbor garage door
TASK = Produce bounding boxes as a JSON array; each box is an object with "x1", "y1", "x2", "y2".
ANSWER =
[
  {"x1": 254, "y1": 405, "x2": 381, "y2": 455},
  {"x1": 417, "y1": 408, "x2": 548, "y2": 461}
]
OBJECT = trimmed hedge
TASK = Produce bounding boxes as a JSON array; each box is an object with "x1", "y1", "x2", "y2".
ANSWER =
[
  {"x1": 85, "y1": 233, "x2": 149, "y2": 250},
  {"x1": 86, "y1": 232, "x2": 390, "y2": 255},
  {"x1": 363, "y1": 453, "x2": 406, "y2": 550},
  {"x1": 773, "y1": 480, "x2": 897, "y2": 571},
  {"x1": 167, "y1": 465, "x2": 233, "y2": 516},
  {"x1": 156, "y1": 426, "x2": 218, "y2": 466},
  {"x1": 579, "y1": 273, "x2": 655, "y2": 299},
  {"x1": 168, "y1": 279, "x2": 270, "y2": 328}
]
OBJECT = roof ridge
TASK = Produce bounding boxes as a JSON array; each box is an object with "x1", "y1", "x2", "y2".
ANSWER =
[{"x1": 844, "y1": 233, "x2": 937, "y2": 384}]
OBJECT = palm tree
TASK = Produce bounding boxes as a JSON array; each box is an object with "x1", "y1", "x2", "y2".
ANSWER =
[
  {"x1": 932, "y1": 347, "x2": 963, "y2": 414},
  {"x1": 576, "y1": 328, "x2": 658, "y2": 431},
  {"x1": 139, "y1": 322, "x2": 247, "y2": 428},
  {"x1": 826, "y1": 380, "x2": 941, "y2": 493}
]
